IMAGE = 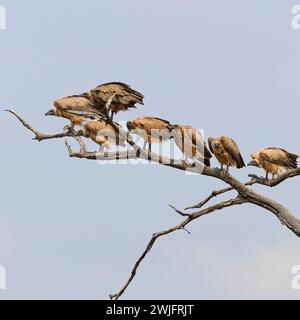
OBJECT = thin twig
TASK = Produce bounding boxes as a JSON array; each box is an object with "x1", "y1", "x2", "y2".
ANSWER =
[
  {"x1": 6, "y1": 109, "x2": 80, "y2": 141},
  {"x1": 168, "y1": 204, "x2": 191, "y2": 217},
  {"x1": 249, "y1": 171, "x2": 300, "y2": 187},
  {"x1": 185, "y1": 180, "x2": 257, "y2": 210},
  {"x1": 109, "y1": 196, "x2": 245, "y2": 300},
  {"x1": 8, "y1": 108, "x2": 300, "y2": 300}
]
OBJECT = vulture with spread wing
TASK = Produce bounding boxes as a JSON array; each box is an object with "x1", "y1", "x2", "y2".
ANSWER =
[
  {"x1": 248, "y1": 147, "x2": 298, "y2": 179},
  {"x1": 171, "y1": 125, "x2": 212, "y2": 166},
  {"x1": 45, "y1": 95, "x2": 104, "y2": 132},
  {"x1": 78, "y1": 120, "x2": 126, "y2": 152},
  {"x1": 208, "y1": 136, "x2": 245, "y2": 170},
  {"x1": 127, "y1": 116, "x2": 172, "y2": 152},
  {"x1": 83, "y1": 82, "x2": 144, "y2": 120}
]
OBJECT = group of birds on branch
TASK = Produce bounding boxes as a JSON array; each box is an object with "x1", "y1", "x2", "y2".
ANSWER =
[{"x1": 45, "y1": 82, "x2": 299, "y2": 180}]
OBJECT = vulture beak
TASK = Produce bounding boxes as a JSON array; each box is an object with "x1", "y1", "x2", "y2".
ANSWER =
[
  {"x1": 45, "y1": 109, "x2": 55, "y2": 116},
  {"x1": 247, "y1": 159, "x2": 258, "y2": 167}
]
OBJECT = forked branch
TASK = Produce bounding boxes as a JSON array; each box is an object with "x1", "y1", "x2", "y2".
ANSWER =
[
  {"x1": 6, "y1": 109, "x2": 81, "y2": 141},
  {"x1": 7, "y1": 109, "x2": 300, "y2": 300},
  {"x1": 109, "y1": 196, "x2": 246, "y2": 300}
]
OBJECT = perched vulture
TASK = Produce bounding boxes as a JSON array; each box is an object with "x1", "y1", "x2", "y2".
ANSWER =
[
  {"x1": 83, "y1": 82, "x2": 144, "y2": 120},
  {"x1": 126, "y1": 116, "x2": 172, "y2": 151},
  {"x1": 78, "y1": 120, "x2": 126, "y2": 151},
  {"x1": 170, "y1": 125, "x2": 212, "y2": 166},
  {"x1": 248, "y1": 147, "x2": 298, "y2": 179},
  {"x1": 45, "y1": 95, "x2": 104, "y2": 131},
  {"x1": 208, "y1": 136, "x2": 245, "y2": 170}
]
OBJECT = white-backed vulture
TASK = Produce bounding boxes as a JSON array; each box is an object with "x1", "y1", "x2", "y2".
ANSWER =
[
  {"x1": 83, "y1": 82, "x2": 144, "y2": 120},
  {"x1": 170, "y1": 125, "x2": 212, "y2": 166},
  {"x1": 78, "y1": 120, "x2": 126, "y2": 151},
  {"x1": 45, "y1": 95, "x2": 103, "y2": 132},
  {"x1": 126, "y1": 116, "x2": 172, "y2": 152},
  {"x1": 208, "y1": 136, "x2": 245, "y2": 170},
  {"x1": 248, "y1": 147, "x2": 298, "y2": 179}
]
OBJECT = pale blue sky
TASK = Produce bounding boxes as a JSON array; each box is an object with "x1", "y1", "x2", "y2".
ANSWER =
[{"x1": 0, "y1": 0, "x2": 300, "y2": 299}]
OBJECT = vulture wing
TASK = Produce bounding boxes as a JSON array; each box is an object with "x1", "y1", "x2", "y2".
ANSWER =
[
  {"x1": 260, "y1": 148, "x2": 298, "y2": 169},
  {"x1": 92, "y1": 82, "x2": 144, "y2": 109},
  {"x1": 55, "y1": 96, "x2": 104, "y2": 118},
  {"x1": 132, "y1": 117, "x2": 171, "y2": 141},
  {"x1": 221, "y1": 136, "x2": 245, "y2": 168},
  {"x1": 138, "y1": 117, "x2": 171, "y2": 126}
]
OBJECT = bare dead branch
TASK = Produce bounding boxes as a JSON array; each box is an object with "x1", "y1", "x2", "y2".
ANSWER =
[
  {"x1": 249, "y1": 169, "x2": 300, "y2": 187},
  {"x1": 9, "y1": 109, "x2": 300, "y2": 300},
  {"x1": 185, "y1": 186, "x2": 236, "y2": 210},
  {"x1": 109, "y1": 196, "x2": 245, "y2": 300},
  {"x1": 184, "y1": 180, "x2": 259, "y2": 210},
  {"x1": 168, "y1": 204, "x2": 191, "y2": 217},
  {"x1": 185, "y1": 170, "x2": 300, "y2": 211},
  {"x1": 64, "y1": 141, "x2": 141, "y2": 161},
  {"x1": 6, "y1": 109, "x2": 81, "y2": 141}
]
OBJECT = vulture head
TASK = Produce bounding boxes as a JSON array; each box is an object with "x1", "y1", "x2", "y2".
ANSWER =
[
  {"x1": 80, "y1": 91, "x2": 93, "y2": 101},
  {"x1": 208, "y1": 137, "x2": 221, "y2": 150},
  {"x1": 45, "y1": 108, "x2": 56, "y2": 117},
  {"x1": 126, "y1": 121, "x2": 134, "y2": 131},
  {"x1": 247, "y1": 153, "x2": 260, "y2": 167}
]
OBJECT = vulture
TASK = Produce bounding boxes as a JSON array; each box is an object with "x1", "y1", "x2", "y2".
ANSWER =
[
  {"x1": 247, "y1": 147, "x2": 298, "y2": 179},
  {"x1": 126, "y1": 116, "x2": 172, "y2": 152},
  {"x1": 45, "y1": 95, "x2": 104, "y2": 132},
  {"x1": 83, "y1": 82, "x2": 144, "y2": 120},
  {"x1": 170, "y1": 125, "x2": 212, "y2": 166},
  {"x1": 78, "y1": 120, "x2": 126, "y2": 151},
  {"x1": 208, "y1": 136, "x2": 245, "y2": 170}
]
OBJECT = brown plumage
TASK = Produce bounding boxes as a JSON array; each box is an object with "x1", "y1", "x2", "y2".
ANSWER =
[
  {"x1": 208, "y1": 136, "x2": 245, "y2": 170},
  {"x1": 79, "y1": 120, "x2": 126, "y2": 151},
  {"x1": 127, "y1": 116, "x2": 172, "y2": 151},
  {"x1": 171, "y1": 125, "x2": 212, "y2": 166},
  {"x1": 248, "y1": 147, "x2": 298, "y2": 179},
  {"x1": 45, "y1": 95, "x2": 104, "y2": 131},
  {"x1": 84, "y1": 82, "x2": 144, "y2": 120}
]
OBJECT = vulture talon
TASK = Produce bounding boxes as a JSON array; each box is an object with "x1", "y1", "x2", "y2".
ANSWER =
[{"x1": 63, "y1": 125, "x2": 76, "y2": 135}]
